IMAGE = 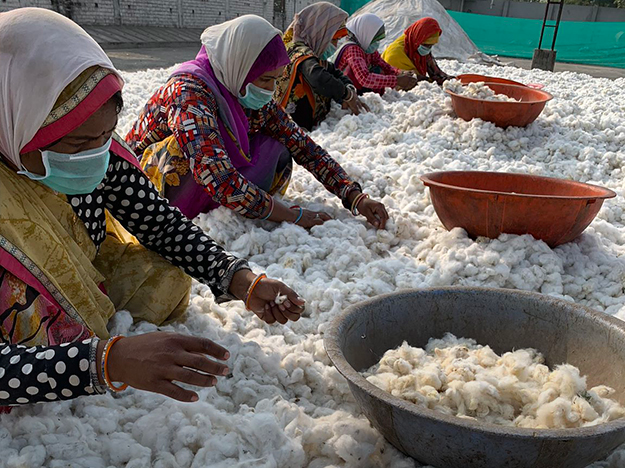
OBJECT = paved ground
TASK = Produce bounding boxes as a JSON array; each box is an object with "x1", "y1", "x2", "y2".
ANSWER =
[
  {"x1": 505, "y1": 57, "x2": 625, "y2": 79},
  {"x1": 107, "y1": 44, "x2": 625, "y2": 80},
  {"x1": 93, "y1": 25, "x2": 623, "y2": 79},
  {"x1": 106, "y1": 46, "x2": 199, "y2": 72}
]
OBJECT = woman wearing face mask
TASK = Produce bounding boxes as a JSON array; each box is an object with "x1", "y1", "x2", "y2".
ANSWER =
[
  {"x1": 126, "y1": 15, "x2": 388, "y2": 230},
  {"x1": 0, "y1": 8, "x2": 305, "y2": 409},
  {"x1": 274, "y1": 2, "x2": 370, "y2": 131},
  {"x1": 333, "y1": 13, "x2": 418, "y2": 96},
  {"x1": 382, "y1": 17, "x2": 453, "y2": 86}
]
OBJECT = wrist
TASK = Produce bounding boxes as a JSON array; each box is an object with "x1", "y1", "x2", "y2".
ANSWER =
[
  {"x1": 96, "y1": 340, "x2": 106, "y2": 386},
  {"x1": 229, "y1": 268, "x2": 256, "y2": 301},
  {"x1": 346, "y1": 189, "x2": 362, "y2": 206}
]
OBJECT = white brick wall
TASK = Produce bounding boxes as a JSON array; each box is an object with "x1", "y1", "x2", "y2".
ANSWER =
[{"x1": 0, "y1": 0, "x2": 340, "y2": 27}]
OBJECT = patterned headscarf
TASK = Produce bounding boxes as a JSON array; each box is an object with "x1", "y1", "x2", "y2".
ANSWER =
[
  {"x1": 0, "y1": 8, "x2": 121, "y2": 167},
  {"x1": 286, "y1": 2, "x2": 349, "y2": 57}
]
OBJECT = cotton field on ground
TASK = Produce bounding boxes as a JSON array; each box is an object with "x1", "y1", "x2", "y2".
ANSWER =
[{"x1": 1, "y1": 61, "x2": 625, "y2": 468}]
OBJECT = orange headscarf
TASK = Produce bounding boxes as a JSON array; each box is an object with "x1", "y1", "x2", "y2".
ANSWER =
[{"x1": 404, "y1": 17, "x2": 442, "y2": 75}]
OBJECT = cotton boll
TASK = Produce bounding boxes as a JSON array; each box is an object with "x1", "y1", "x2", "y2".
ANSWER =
[{"x1": 366, "y1": 334, "x2": 624, "y2": 429}]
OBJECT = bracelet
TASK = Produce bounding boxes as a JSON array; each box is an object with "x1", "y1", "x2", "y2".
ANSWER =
[
  {"x1": 101, "y1": 336, "x2": 128, "y2": 392},
  {"x1": 261, "y1": 197, "x2": 274, "y2": 220},
  {"x1": 351, "y1": 192, "x2": 369, "y2": 216},
  {"x1": 89, "y1": 337, "x2": 107, "y2": 395},
  {"x1": 290, "y1": 206, "x2": 304, "y2": 225},
  {"x1": 245, "y1": 273, "x2": 267, "y2": 310}
]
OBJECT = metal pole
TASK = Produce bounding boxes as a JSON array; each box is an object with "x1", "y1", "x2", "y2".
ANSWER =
[{"x1": 551, "y1": 1, "x2": 564, "y2": 50}]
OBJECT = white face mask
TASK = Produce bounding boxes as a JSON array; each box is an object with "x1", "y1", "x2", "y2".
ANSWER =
[{"x1": 19, "y1": 137, "x2": 112, "y2": 195}]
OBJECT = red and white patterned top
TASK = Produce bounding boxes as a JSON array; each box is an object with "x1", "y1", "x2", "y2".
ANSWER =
[{"x1": 336, "y1": 45, "x2": 400, "y2": 92}]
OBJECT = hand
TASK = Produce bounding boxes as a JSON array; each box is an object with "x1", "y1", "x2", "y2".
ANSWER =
[
  {"x1": 104, "y1": 332, "x2": 230, "y2": 402},
  {"x1": 357, "y1": 197, "x2": 389, "y2": 229},
  {"x1": 343, "y1": 87, "x2": 371, "y2": 115},
  {"x1": 229, "y1": 270, "x2": 306, "y2": 325},
  {"x1": 396, "y1": 74, "x2": 418, "y2": 91},
  {"x1": 294, "y1": 208, "x2": 332, "y2": 228},
  {"x1": 248, "y1": 277, "x2": 306, "y2": 324}
]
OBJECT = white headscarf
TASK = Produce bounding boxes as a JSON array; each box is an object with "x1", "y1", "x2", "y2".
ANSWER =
[
  {"x1": 287, "y1": 2, "x2": 348, "y2": 57},
  {"x1": 201, "y1": 15, "x2": 282, "y2": 97},
  {"x1": 0, "y1": 8, "x2": 118, "y2": 167},
  {"x1": 346, "y1": 13, "x2": 385, "y2": 51}
]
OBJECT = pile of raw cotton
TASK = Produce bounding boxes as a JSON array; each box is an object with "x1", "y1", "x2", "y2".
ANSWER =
[
  {"x1": 1, "y1": 60, "x2": 625, "y2": 468},
  {"x1": 443, "y1": 79, "x2": 519, "y2": 102},
  {"x1": 365, "y1": 333, "x2": 625, "y2": 429}
]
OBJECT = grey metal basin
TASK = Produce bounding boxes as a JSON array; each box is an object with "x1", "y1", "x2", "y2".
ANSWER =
[{"x1": 324, "y1": 288, "x2": 625, "y2": 468}]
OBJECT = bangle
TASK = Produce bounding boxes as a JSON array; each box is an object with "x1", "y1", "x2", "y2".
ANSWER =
[
  {"x1": 245, "y1": 273, "x2": 267, "y2": 310},
  {"x1": 351, "y1": 192, "x2": 369, "y2": 215},
  {"x1": 89, "y1": 337, "x2": 107, "y2": 395},
  {"x1": 261, "y1": 197, "x2": 274, "y2": 220},
  {"x1": 101, "y1": 336, "x2": 128, "y2": 392},
  {"x1": 291, "y1": 206, "x2": 304, "y2": 225}
]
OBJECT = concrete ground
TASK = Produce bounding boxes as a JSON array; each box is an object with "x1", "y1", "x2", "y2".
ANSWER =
[{"x1": 106, "y1": 45, "x2": 625, "y2": 79}]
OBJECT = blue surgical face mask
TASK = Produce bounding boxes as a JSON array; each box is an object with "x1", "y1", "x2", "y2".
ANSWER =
[
  {"x1": 365, "y1": 41, "x2": 380, "y2": 54},
  {"x1": 417, "y1": 44, "x2": 432, "y2": 56},
  {"x1": 19, "y1": 137, "x2": 112, "y2": 195},
  {"x1": 321, "y1": 43, "x2": 337, "y2": 61},
  {"x1": 238, "y1": 83, "x2": 274, "y2": 110}
]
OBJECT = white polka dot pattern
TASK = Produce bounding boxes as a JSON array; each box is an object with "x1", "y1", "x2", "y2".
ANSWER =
[
  {"x1": 0, "y1": 340, "x2": 93, "y2": 406},
  {"x1": 66, "y1": 153, "x2": 249, "y2": 297}
]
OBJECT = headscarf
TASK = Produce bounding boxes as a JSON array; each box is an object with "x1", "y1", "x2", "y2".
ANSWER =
[
  {"x1": 200, "y1": 15, "x2": 289, "y2": 97},
  {"x1": 0, "y1": 8, "x2": 121, "y2": 168},
  {"x1": 405, "y1": 17, "x2": 443, "y2": 75},
  {"x1": 286, "y1": 2, "x2": 348, "y2": 57},
  {"x1": 346, "y1": 13, "x2": 385, "y2": 51}
]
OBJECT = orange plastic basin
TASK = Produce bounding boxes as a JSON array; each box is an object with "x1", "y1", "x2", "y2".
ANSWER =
[
  {"x1": 457, "y1": 74, "x2": 527, "y2": 87},
  {"x1": 446, "y1": 83, "x2": 554, "y2": 128},
  {"x1": 420, "y1": 171, "x2": 616, "y2": 247}
]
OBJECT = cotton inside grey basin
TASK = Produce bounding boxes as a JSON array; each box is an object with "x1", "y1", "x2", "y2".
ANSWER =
[{"x1": 324, "y1": 288, "x2": 625, "y2": 468}]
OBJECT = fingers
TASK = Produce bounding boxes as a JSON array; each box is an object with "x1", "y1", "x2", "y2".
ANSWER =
[
  {"x1": 176, "y1": 353, "x2": 229, "y2": 377},
  {"x1": 360, "y1": 101, "x2": 371, "y2": 112},
  {"x1": 374, "y1": 204, "x2": 389, "y2": 229},
  {"x1": 179, "y1": 335, "x2": 230, "y2": 360},
  {"x1": 319, "y1": 212, "x2": 332, "y2": 221},
  {"x1": 170, "y1": 368, "x2": 218, "y2": 388},
  {"x1": 157, "y1": 380, "x2": 199, "y2": 403}
]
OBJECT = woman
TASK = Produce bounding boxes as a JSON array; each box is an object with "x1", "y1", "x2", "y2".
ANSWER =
[
  {"x1": 0, "y1": 8, "x2": 304, "y2": 408},
  {"x1": 126, "y1": 15, "x2": 388, "y2": 230},
  {"x1": 381, "y1": 17, "x2": 453, "y2": 85},
  {"x1": 333, "y1": 13, "x2": 418, "y2": 96},
  {"x1": 274, "y1": 2, "x2": 370, "y2": 131}
]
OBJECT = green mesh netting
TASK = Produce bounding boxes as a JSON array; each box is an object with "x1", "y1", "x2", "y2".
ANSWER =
[{"x1": 340, "y1": 0, "x2": 625, "y2": 68}]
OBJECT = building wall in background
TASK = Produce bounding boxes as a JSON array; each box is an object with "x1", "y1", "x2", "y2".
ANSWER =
[{"x1": 0, "y1": 0, "x2": 336, "y2": 27}]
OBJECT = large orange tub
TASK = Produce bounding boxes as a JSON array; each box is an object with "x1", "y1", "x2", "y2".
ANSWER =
[
  {"x1": 446, "y1": 83, "x2": 553, "y2": 128},
  {"x1": 457, "y1": 74, "x2": 527, "y2": 87},
  {"x1": 420, "y1": 171, "x2": 616, "y2": 247}
]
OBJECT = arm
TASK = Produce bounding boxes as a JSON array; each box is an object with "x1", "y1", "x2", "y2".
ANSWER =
[
  {"x1": 255, "y1": 101, "x2": 360, "y2": 203},
  {"x1": 427, "y1": 55, "x2": 451, "y2": 81},
  {"x1": 299, "y1": 58, "x2": 351, "y2": 103},
  {"x1": 344, "y1": 47, "x2": 398, "y2": 90},
  {"x1": 103, "y1": 154, "x2": 249, "y2": 298},
  {"x1": 371, "y1": 51, "x2": 400, "y2": 76},
  {"x1": 0, "y1": 338, "x2": 101, "y2": 406},
  {"x1": 165, "y1": 77, "x2": 272, "y2": 219}
]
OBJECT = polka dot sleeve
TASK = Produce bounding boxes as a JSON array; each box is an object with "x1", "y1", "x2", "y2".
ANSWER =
[
  {"x1": 0, "y1": 340, "x2": 98, "y2": 406},
  {"x1": 102, "y1": 154, "x2": 249, "y2": 297}
]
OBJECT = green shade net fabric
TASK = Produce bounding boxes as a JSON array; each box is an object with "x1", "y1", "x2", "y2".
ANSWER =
[{"x1": 341, "y1": 0, "x2": 625, "y2": 68}]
